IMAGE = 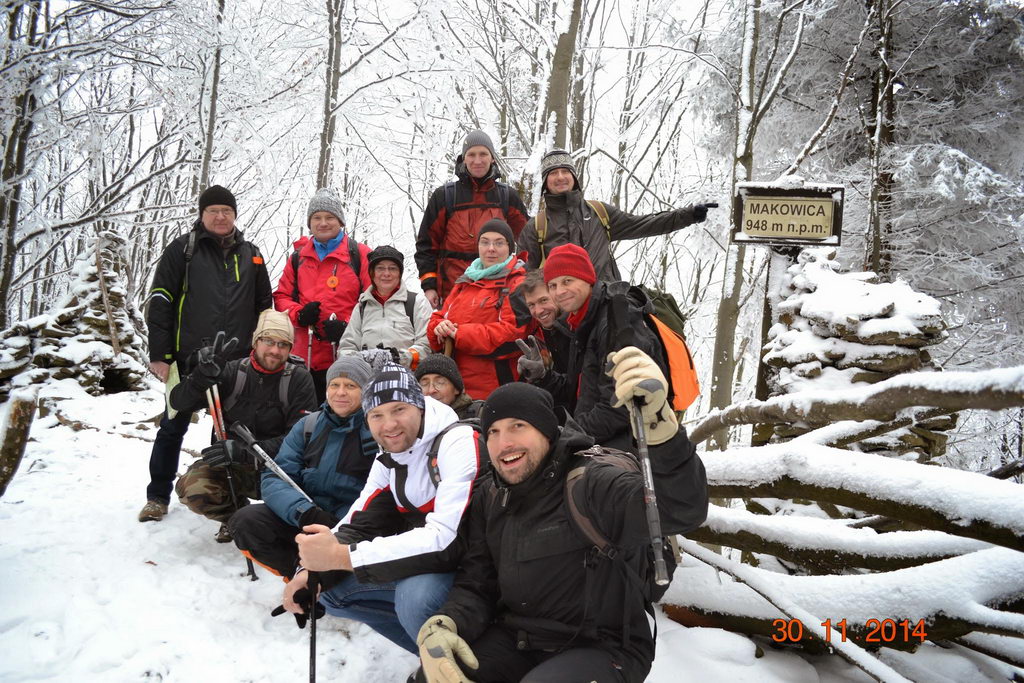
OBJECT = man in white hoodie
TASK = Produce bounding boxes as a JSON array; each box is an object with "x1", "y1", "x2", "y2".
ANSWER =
[{"x1": 283, "y1": 363, "x2": 480, "y2": 654}]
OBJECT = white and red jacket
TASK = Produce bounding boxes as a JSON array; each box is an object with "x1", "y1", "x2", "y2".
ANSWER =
[
  {"x1": 273, "y1": 234, "x2": 371, "y2": 371},
  {"x1": 335, "y1": 397, "x2": 481, "y2": 583}
]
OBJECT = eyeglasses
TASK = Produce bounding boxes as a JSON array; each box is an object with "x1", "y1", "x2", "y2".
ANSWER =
[
  {"x1": 479, "y1": 239, "x2": 507, "y2": 249},
  {"x1": 257, "y1": 338, "x2": 291, "y2": 349},
  {"x1": 203, "y1": 208, "x2": 235, "y2": 217},
  {"x1": 419, "y1": 377, "x2": 453, "y2": 391},
  {"x1": 374, "y1": 265, "x2": 401, "y2": 273}
]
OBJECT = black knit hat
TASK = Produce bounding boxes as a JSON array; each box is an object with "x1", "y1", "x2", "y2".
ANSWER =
[
  {"x1": 368, "y1": 245, "x2": 405, "y2": 277},
  {"x1": 540, "y1": 150, "x2": 580, "y2": 191},
  {"x1": 362, "y1": 363, "x2": 425, "y2": 414},
  {"x1": 199, "y1": 185, "x2": 237, "y2": 214},
  {"x1": 480, "y1": 383, "x2": 559, "y2": 445},
  {"x1": 477, "y1": 219, "x2": 515, "y2": 248},
  {"x1": 414, "y1": 354, "x2": 464, "y2": 394}
]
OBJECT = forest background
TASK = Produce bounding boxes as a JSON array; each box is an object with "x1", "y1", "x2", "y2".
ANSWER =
[{"x1": 3, "y1": 0, "x2": 1023, "y2": 468}]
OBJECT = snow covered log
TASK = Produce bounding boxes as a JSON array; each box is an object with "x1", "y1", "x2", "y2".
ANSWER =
[
  {"x1": 663, "y1": 542, "x2": 1024, "y2": 651},
  {"x1": 0, "y1": 388, "x2": 38, "y2": 498},
  {"x1": 687, "y1": 504, "x2": 990, "y2": 572},
  {"x1": 690, "y1": 365, "x2": 1024, "y2": 445},
  {"x1": 701, "y1": 443, "x2": 1024, "y2": 551}
]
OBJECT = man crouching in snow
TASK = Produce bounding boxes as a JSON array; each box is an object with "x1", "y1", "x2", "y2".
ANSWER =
[
  {"x1": 284, "y1": 363, "x2": 481, "y2": 655},
  {"x1": 414, "y1": 349, "x2": 708, "y2": 683}
]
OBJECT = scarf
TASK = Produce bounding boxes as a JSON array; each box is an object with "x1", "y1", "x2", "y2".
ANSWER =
[{"x1": 462, "y1": 254, "x2": 513, "y2": 281}]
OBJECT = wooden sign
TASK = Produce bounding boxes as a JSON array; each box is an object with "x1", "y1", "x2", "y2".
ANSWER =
[{"x1": 732, "y1": 182, "x2": 844, "y2": 246}]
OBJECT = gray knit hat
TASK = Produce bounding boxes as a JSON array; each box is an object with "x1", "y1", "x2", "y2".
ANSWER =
[
  {"x1": 326, "y1": 356, "x2": 372, "y2": 389},
  {"x1": 414, "y1": 354, "x2": 464, "y2": 394},
  {"x1": 362, "y1": 363, "x2": 425, "y2": 413},
  {"x1": 461, "y1": 129, "x2": 496, "y2": 158},
  {"x1": 307, "y1": 188, "x2": 345, "y2": 227},
  {"x1": 540, "y1": 149, "x2": 580, "y2": 191}
]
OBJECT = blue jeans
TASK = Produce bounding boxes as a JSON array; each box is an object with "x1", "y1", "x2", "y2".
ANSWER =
[
  {"x1": 146, "y1": 408, "x2": 194, "y2": 503},
  {"x1": 319, "y1": 571, "x2": 455, "y2": 653}
]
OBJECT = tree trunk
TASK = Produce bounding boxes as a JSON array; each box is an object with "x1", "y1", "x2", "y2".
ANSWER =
[
  {"x1": 542, "y1": 0, "x2": 583, "y2": 148},
  {"x1": 865, "y1": 0, "x2": 894, "y2": 277},
  {"x1": 317, "y1": 0, "x2": 347, "y2": 188},
  {"x1": 199, "y1": 0, "x2": 226, "y2": 189},
  {"x1": 0, "y1": 389, "x2": 38, "y2": 498},
  {"x1": 706, "y1": 0, "x2": 759, "y2": 449}
]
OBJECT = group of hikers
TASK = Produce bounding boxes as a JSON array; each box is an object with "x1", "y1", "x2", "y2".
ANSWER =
[{"x1": 139, "y1": 130, "x2": 712, "y2": 683}]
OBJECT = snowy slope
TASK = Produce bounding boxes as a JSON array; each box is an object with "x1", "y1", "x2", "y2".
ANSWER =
[{"x1": 0, "y1": 384, "x2": 1018, "y2": 682}]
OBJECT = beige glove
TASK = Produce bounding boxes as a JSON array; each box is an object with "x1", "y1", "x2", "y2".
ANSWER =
[
  {"x1": 606, "y1": 346, "x2": 679, "y2": 445},
  {"x1": 417, "y1": 615, "x2": 478, "y2": 683}
]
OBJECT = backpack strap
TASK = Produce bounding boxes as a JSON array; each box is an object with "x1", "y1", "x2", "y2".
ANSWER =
[
  {"x1": 220, "y1": 358, "x2": 250, "y2": 415},
  {"x1": 278, "y1": 363, "x2": 294, "y2": 406},
  {"x1": 426, "y1": 420, "x2": 482, "y2": 488},
  {"x1": 290, "y1": 249, "x2": 301, "y2": 303},
  {"x1": 444, "y1": 181, "x2": 457, "y2": 221},
  {"x1": 404, "y1": 292, "x2": 417, "y2": 325},
  {"x1": 347, "y1": 236, "x2": 364, "y2": 287},
  {"x1": 182, "y1": 231, "x2": 197, "y2": 295},
  {"x1": 586, "y1": 199, "x2": 611, "y2": 241},
  {"x1": 536, "y1": 202, "x2": 548, "y2": 266},
  {"x1": 497, "y1": 181, "x2": 510, "y2": 217},
  {"x1": 302, "y1": 410, "x2": 319, "y2": 446}
]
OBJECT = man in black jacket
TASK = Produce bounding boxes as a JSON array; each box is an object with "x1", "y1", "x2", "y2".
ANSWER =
[
  {"x1": 516, "y1": 149, "x2": 713, "y2": 281},
  {"x1": 415, "y1": 349, "x2": 708, "y2": 683},
  {"x1": 519, "y1": 244, "x2": 665, "y2": 452},
  {"x1": 139, "y1": 186, "x2": 273, "y2": 522},
  {"x1": 169, "y1": 309, "x2": 318, "y2": 542}
]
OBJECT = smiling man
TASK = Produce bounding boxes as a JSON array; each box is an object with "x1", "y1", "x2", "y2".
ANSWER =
[
  {"x1": 415, "y1": 130, "x2": 529, "y2": 309},
  {"x1": 516, "y1": 149, "x2": 715, "y2": 281},
  {"x1": 283, "y1": 363, "x2": 481, "y2": 658},
  {"x1": 521, "y1": 244, "x2": 667, "y2": 453},
  {"x1": 415, "y1": 354, "x2": 708, "y2": 683},
  {"x1": 169, "y1": 309, "x2": 317, "y2": 542}
]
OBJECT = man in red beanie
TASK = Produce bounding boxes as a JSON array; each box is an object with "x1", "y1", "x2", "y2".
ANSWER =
[{"x1": 517, "y1": 243, "x2": 667, "y2": 452}]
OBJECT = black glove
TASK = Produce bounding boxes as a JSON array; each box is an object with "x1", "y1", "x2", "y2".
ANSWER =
[
  {"x1": 271, "y1": 585, "x2": 325, "y2": 630},
  {"x1": 298, "y1": 506, "x2": 340, "y2": 529},
  {"x1": 193, "y1": 331, "x2": 239, "y2": 388},
  {"x1": 387, "y1": 347, "x2": 401, "y2": 364},
  {"x1": 201, "y1": 439, "x2": 251, "y2": 468},
  {"x1": 322, "y1": 318, "x2": 347, "y2": 343},
  {"x1": 691, "y1": 202, "x2": 719, "y2": 223},
  {"x1": 297, "y1": 301, "x2": 322, "y2": 327}
]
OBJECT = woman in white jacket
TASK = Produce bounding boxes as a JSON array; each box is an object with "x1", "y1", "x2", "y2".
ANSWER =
[{"x1": 337, "y1": 245, "x2": 433, "y2": 370}]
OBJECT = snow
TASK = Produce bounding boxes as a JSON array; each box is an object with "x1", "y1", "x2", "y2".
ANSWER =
[{"x1": 0, "y1": 389, "x2": 1021, "y2": 682}]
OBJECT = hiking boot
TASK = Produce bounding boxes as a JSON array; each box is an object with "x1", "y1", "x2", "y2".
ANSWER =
[
  {"x1": 138, "y1": 500, "x2": 168, "y2": 522},
  {"x1": 215, "y1": 523, "x2": 233, "y2": 543}
]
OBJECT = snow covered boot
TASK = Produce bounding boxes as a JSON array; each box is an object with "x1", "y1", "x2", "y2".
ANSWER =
[
  {"x1": 215, "y1": 523, "x2": 233, "y2": 543},
  {"x1": 138, "y1": 500, "x2": 168, "y2": 522}
]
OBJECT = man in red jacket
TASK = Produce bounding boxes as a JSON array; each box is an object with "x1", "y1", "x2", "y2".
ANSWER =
[
  {"x1": 415, "y1": 130, "x2": 529, "y2": 309},
  {"x1": 275, "y1": 187, "x2": 371, "y2": 398}
]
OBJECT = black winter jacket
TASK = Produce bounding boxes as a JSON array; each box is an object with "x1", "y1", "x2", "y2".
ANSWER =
[
  {"x1": 147, "y1": 221, "x2": 272, "y2": 369},
  {"x1": 168, "y1": 356, "x2": 317, "y2": 457},
  {"x1": 439, "y1": 420, "x2": 708, "y2": 683},
  {"x1": 537, "y1": 281, "x2": 664, "y2": 452},
  {"x1": 516, "y1": 190, "x2": 700, "y2": 281}
]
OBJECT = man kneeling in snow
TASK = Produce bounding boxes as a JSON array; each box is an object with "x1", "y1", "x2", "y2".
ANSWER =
[
  {"x1": 283, "y1": 363, "x2": 481, "y2": 655},
  {"x1": 415, "y1": 349, "x2": 707, "y2": 683},
  {"x1": 169, "y1": 310, "x2": 318, "y2": 542}
]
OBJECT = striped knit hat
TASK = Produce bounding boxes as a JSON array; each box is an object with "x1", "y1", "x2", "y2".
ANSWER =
[
  {"x1": 362, "y1": 363, "x2": 425, "y2": 413},
  {"x1": 540, "y1": 150, "x2": 580, "y2": 191}
]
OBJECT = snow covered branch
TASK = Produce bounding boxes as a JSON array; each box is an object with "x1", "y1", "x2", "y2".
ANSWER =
[{"x1": 690, "y1": 366, "x2": 1024, "y2": 445}]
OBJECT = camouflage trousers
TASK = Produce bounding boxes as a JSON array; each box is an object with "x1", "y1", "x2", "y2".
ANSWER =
[{"x1": 174, "y1": 460, "x2": 260, "y2": 523}]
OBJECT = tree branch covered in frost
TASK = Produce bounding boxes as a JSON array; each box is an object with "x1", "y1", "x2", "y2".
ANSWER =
[{"x1": 690, "y1": 366, "x2": 1024, "y2": 444}]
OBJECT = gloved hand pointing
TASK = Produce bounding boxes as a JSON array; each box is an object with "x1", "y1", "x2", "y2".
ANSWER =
[{"x1": 691, "y1": 202, "x2": 719, "y2": 223}]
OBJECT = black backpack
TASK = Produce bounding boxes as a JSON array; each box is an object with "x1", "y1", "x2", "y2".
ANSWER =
[
  {"x1": 357, "y1": 292, "x2": 417, "y2": 327},
  {"x1": 289, "y1": 237, "x2": 367, "y2": 303},
  {"x1": 221, "y1": 358, "x2": 299, "y2": 415},
  {"x1": 564, "y1": 445, "x2": 679, "y2": 604}
]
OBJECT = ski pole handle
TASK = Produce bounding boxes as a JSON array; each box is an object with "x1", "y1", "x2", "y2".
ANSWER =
[
  {"x1": 230, "y1": 422, "x2": 313, "y2": 503},
  {"x1": 631, "y1": 397, "x2": 670, "y2": 587}
]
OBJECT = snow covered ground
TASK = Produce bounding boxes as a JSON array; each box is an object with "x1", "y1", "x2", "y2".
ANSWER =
[{"x1": 0, "y1": 383, "x2": 1018, "y2": 682}]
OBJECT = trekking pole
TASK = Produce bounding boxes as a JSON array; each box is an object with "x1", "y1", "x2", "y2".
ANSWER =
[
  {"x1": 308, "y1": 570, "x2": 319, "y2": 683},
  {"x1": 307, "y1": 326, "x2": 315, "y2": 367},
  {"x1": 207, "y1": 388, "x2": 257, "y2": 581},
  {"x1": 630, "y1": 397, "x2": 670, "y2": 587},
  {"x1": 328, "y1": 313, "x2": 338, "y2": 360},
  {"x1": 230, "y1": 423, "x2": 313, "y2": 503}
]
